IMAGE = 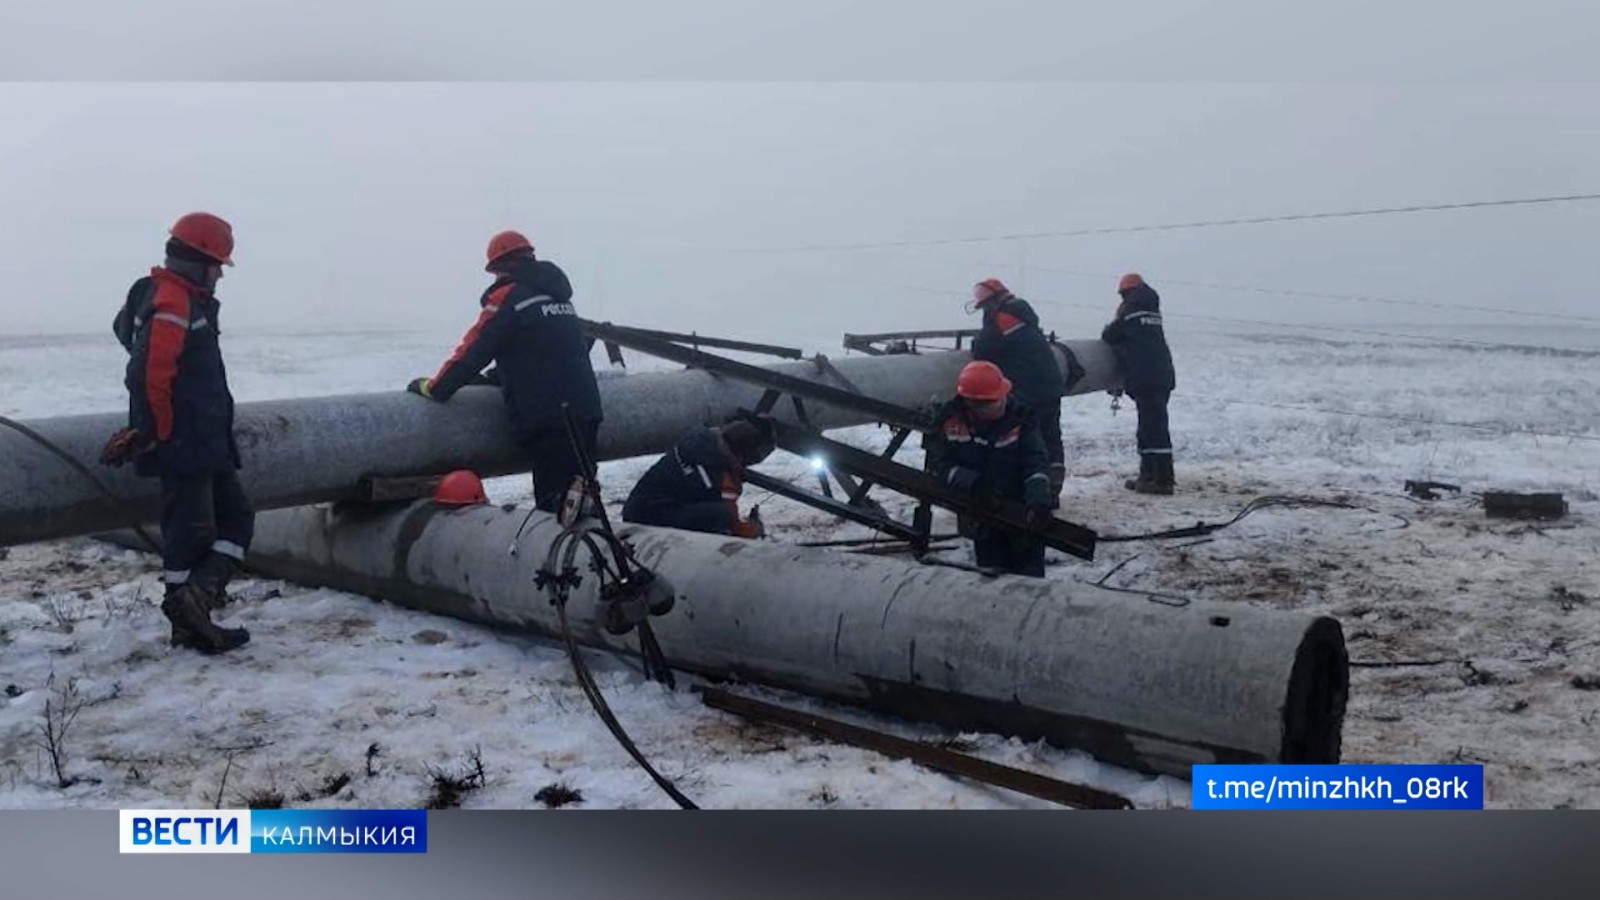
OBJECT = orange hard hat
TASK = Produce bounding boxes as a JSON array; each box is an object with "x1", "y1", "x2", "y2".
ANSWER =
[
  {"x1": 1118, "y1": 272, "x2": 1144, "y2": 293},
  {"x1": 434, "y1": 470, "x2": 488, "y2": 507},
  {"x1": 486, "y1": 230, "x2": 533, "y2": 271},
  {"x1": 169, "y1": 212, "x2": 235, "y2": 266},
  {"x1": 972, "y1": 278, "x2": 1011, "y2": 306},
  {"x1": 956, "y1": 361, "x2": 1012, "y2": 401}
]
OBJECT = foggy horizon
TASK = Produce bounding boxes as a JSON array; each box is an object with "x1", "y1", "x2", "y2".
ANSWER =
[{"x1": 3, "y1": 83, "x2": 1598, "y2": 346}]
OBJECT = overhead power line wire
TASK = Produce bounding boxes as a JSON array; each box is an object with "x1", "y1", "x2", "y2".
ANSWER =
[
  {"x1": 730, "y1": 191, "x2": 1600, "y2": 253},
  {"x1": 1007, "y1": 263, "x2": 1600, "y2": 326},
  {"x1": 631, "y1": 273, "x2": 1596, "y2": 443},
  {"x1": 1111, "y1": 307, "x2": 1586, "y2": 353},
  {"x1": 820, "y1": 273, "x2": 1594, "y2": 355},
  {"x1": 1212, "y1": 397, "x2": 1600, "y2": 444}
]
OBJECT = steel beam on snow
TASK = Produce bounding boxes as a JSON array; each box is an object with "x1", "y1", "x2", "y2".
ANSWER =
[
  {"x1": 0, "y1": 336, "x2": 1121, "y2": 548},
  {"x1": 210, "y1": 500, "x2": 1347, "y2": 778},
  {"x1": 695, "y1": 686, "x2": 1134, "y2": 809}
]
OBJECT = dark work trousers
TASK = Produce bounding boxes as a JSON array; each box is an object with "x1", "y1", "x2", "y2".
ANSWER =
[
  {"x1": 629, "y1": 500, "x2": 737, "y2": 536},
  {"x1": 973, "y1": 530, "x2": 1047, "y2": 578},
  {"x1": 525, "y1": 418, "x2": 601, "y2": 512},
  {"x1": 1036, "y1": 398, "x2": 1065, "y2": 493},
  {"x1": 159, "y1": 470, "x2": 255, "y2": 587},
  {"x1": 1132, "y1": 391, "x2": 1172, "y2": 458}
]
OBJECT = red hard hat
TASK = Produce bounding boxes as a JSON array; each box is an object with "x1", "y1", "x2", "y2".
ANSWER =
[
  {"x1": 435, "y1": 470, "x2": 488, "y2": 507},
  {"x1": 972, "y1": 278, "x2": 1011, "y2": 306},
  {"x1": 486, "y1": 230, "x2": 533, "y2": 271},
  {"x1": 169, "y1": 212, "x2": 235, "y2": 266},
  {"x1": 1118, "y1": 272, "x2": 1144, "y2": 293},
  {"x1": 956, "y1": 361, "x2": 1012, "y2": 401}
]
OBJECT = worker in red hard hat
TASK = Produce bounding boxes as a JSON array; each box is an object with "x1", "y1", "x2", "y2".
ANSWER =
[
  {"x1": 100, "y1": 212, "x2": 252, "y2": 655},
  {"x1": 922, "y1": 361, "x2": 1055, "y2": 577},
  {"x1": 968, "y1": 277, "x2": 1068, "y2": 505},
  {"x1": 405, "y1": 230, "x2": 604, "y2": 513},
  {"x1": 1102, "y1": 273, "x2": 1177, "y2": 494}
]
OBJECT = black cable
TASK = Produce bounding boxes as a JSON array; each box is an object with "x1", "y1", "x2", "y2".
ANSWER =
[
  {"x1": 0, "y1": 414, "x2": 161, "y2": 552},
  {"x1": 1090, "y1": 582, "x2": 1192, "y2": 608},
  {"x1": 1081, "y1": 496, "x2": 1408, "y2": 608},
  {"x1": 539, "y1": 521, "x2": 698, "y2": 810},
  {"x1": 1097, "y1": 495, "x2": 1410, "y2": 543}
]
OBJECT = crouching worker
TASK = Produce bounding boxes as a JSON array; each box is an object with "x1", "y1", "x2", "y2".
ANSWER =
[
  {"x1": 102, "y1": 212, "x2": 252, "y2": 655},
  {"x1": 924, "y1": 361, "x2": 1054, "y2": 578},
  {"x1": 622, "y1": 415, "x2": 776, "y2": 538}
]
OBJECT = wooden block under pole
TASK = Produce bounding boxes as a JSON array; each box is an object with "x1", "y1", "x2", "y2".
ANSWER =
[{"x1": 356, "y1": 474, "x2": 444, "y2": 503}]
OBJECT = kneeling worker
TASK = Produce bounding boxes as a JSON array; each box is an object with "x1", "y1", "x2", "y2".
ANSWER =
[
  {"x1": 924, "y1": 361, "x2": 1055, "y2": 577},
  {"x1": 622, "y1": 415, "x2": 776, "y2": 538}
]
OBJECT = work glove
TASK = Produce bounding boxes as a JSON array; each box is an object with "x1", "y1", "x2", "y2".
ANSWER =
[
  {"x1": 98, "y1": 427, "x2": 150, "y2": 467},
  {"x1": 945, "y1": 466, "x2": 982, "y2": 495},
  {"x1": 405, "y1": 377, "x2": 437, "y2": 400}
]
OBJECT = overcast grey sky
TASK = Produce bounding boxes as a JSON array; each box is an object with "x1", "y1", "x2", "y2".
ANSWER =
[
  {"x1": 2, "y1": 1, "x2": 1596, "y2": 81},
  {"x1": 2, "y1": 82, "x2": 1598, "y2": 343}
]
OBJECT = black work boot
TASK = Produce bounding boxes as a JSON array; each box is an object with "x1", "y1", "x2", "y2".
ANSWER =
[
  {"x1": 1124, "y1": 456, "x2": 1153, "y2": 492},
  {"x1": 161, "y1": 584, "x2": 250, "y2": 655},
  {"x1": 188, "y1": 552, "x2": 241, "y2": 610},
  {"x1": 1136, "y1": 456, "x2": 1175, "y2": 496}
]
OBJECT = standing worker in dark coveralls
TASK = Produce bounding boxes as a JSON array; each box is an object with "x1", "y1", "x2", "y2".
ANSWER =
[
  {"x1": 101, "y1": 212, "x2": 252, "y2": 655},
  {"x1": 1101, "y1": 273, "x2": 1177, "y2": 494},
  {"x1": 407, "y1": 231, "x2": 603, "y2": 512},
  {"x1": 923, "y1": 361, "x2": 1056, "y2": 577},
  {"x1": 969, "y1": 278, "x2": 1067, "y2": 504},
  {"x1": 622, "y1": 415, "x2": 776, "y2": 538}
]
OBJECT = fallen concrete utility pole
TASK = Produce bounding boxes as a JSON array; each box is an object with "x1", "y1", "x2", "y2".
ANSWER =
[
  {"x1": 226, "y1": 500, "x2": 1347, "y2": 779},
  {"x1": 0, "y1": 339, "x2": 1118, "y2": 548}
]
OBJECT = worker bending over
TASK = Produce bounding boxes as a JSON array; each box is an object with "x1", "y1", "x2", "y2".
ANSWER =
[
  {"x1": 969, "y1": 278, "x2": 1067, "y2": 504},
  {"x1": 407, "y1": 230, "x2": 603, "y2": 511},
  {"x1": 923, "y1": 361, "x2": 1055, "y2": 577}
]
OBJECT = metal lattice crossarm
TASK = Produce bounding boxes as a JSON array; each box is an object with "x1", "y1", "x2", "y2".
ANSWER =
[
  {"x1": 769, "y1": 420, "x2": 1098, "y2": 561},
  {"x1": 581, "y1": 320, "x2": 938, "y2": 432}
]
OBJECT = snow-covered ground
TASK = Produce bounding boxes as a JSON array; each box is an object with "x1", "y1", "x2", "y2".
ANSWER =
[{"x1": 2, "y1": 323, "x2": 1597, "y2": 809}]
